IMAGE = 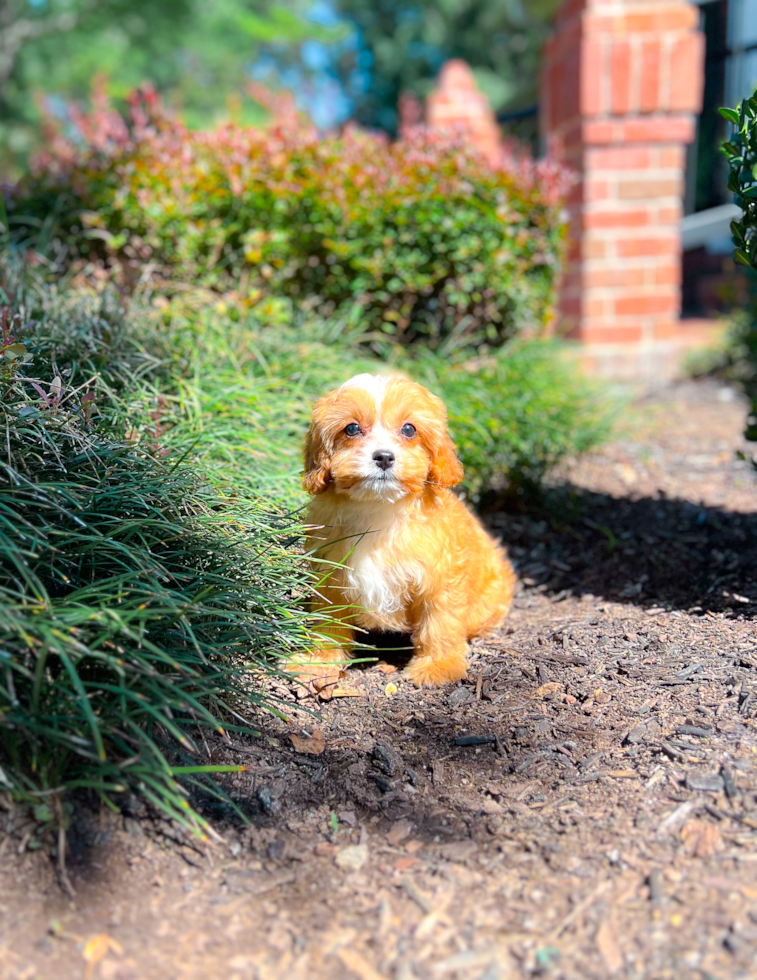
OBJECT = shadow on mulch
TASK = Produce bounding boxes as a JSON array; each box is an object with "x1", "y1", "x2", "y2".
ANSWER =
[{"x1": 487, "y1": 482, "x2": 757, "y2": 617}]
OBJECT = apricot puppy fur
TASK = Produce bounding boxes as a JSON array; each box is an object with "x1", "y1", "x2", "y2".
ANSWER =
[{"x1": 302, "y1": 374, "x2": 516, "y2": 687}]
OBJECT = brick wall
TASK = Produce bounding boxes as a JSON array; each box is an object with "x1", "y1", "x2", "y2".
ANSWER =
[
  {"x1": 424, "y1": 60, "x2": 502, "y2": 167},
  {"x1": 541, "y1": 0, "x2": 705, "y2": 379},
  {"x1": 419, "y1": 2, "x2": 707, "y2": 380}
]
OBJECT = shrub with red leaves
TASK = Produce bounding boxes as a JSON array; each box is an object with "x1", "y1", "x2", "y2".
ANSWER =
[{"x1": 7, "y1": 87, "x2": 571, "y2": 349}]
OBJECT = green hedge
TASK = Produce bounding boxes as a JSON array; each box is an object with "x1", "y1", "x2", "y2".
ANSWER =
[
  {"x1": 5, "y1": 90, "x2": 570, "y2": 351},
  {"x1": 721, "y1": 92, "x2": 757, "y2": 444},
  {"x1": 142, "y1": 299, "x2": 613, "y2": 502}
]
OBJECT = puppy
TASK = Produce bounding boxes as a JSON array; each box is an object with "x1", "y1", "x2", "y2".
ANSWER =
[{"x1": 302, "y1": 374, "x2": 516, "y2": 687}]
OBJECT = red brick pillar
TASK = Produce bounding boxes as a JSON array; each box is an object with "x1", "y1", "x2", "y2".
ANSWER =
[
  {"x1": 541, "y1": 0, "x2": 705, "y2": 379},
  {"x1": 425, "y1": 60, "x2": 502, "y2": 166}
]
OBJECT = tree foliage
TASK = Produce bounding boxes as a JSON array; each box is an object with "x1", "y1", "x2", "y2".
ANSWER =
[
  {"x1": 331, "y1": 0, "x2": 562, "y2": 135},
  {"x1": 0, "y1": 0, "x2": 334, "y2": 178}
]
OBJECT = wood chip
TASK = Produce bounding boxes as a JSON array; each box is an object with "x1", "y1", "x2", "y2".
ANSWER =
[
  {"x1": 532, "y1": 682, "x2": 563, "y2": 698},
  {"x1": 685, "y1": 772, "x2": 724, "y2": 793},
  {"x1": 386, "y1": 820, "x2": 414, "y2": 846},
  {"x1": 437, "y1": 840, "x2": 477, "y2": 862},
  {"x1": 454, "y1": 734, "x2": 497, "y2": 747},
  {"x1": 550, "y1": 880, "x2": 612, "y2": 939},
  {"x1": 681, "y1": 819, "x2": 723, "y2": 858},
  {"x1": 337, "y1": 947, "x2": 389, "y2": 980},
  {"x1": 676, "y1": 724, "x2": 711, "y2": 737},
  {"x1": 402, "y1": 879, "x2": 433, "y2": 914},
  {"x1": 596, "y1": 918, "x2": 624, "y2": 975},
  {"x1": 656, "y1": 801, "x2": 695, "y2": 839}
]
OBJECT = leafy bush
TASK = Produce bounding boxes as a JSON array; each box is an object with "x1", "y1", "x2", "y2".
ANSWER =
[
  {"x1": 5, "y1": 88, "x2": 570, "y2": 351},
  {"x1": 413, "y1": 344, "x2": 612, "y2": 496},
  {"x1": 147, "y1": 301, "x2": 613, "y2": 503},
  {"x1": 721, "y1": 94, "x2": 757, "y2": 273},
  {"x1": 721, "y1": 92, "x2": 757, "y2": 445},
  {"x1": 0, "y1": 261, "x2": 314, "y2": 837}
]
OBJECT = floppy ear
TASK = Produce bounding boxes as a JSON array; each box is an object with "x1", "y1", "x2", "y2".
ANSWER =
[
  {"x1": 302, "y1": 421, "x2": 332, "y2": 495},
  {"x1": 428, "y1": 432, "x2": 464, "y2": 489}
]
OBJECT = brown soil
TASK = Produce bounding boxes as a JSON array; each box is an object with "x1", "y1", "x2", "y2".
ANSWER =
[{"x1": 2, "y1": 379, "x2": 757, "y2": 980}]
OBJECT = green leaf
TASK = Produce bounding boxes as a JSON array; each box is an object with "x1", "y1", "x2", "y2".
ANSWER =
[
  {"x1": 56, "y1": 648, "x2": 107, "y2": 762},
  {"x1": 3, "y1": 343, "x2": 28, "y2": 360},
  {"x1": 720, "y1": 107, "x2": 741, "y2": 125},
  {"x1": 33, "y1": 803, "x2": 54, "y2": 823}
]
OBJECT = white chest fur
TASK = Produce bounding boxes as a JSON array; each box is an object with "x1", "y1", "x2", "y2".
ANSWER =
[{"x1": 310, "y1": 499, "x2": 422, "y2": 628}]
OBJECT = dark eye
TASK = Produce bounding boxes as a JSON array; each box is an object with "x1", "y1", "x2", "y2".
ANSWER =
[
  {"x1": 344, "y1": 422, "x2": 362, "y2": 437},
  {"x1": 400, "y1": 423, "x2": 416, "y2": 439}
]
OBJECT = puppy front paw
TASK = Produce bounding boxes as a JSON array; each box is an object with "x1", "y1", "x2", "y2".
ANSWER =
[{"x1": 405, "y1": 651, "x2": 468, "y2": 688}]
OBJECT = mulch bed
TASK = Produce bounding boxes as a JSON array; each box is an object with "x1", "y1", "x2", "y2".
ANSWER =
[{"x1": 1, "y1": 379, "x2": 756, "y2": 980}]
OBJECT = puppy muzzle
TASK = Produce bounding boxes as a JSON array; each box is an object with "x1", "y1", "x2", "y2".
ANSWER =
[{"x1": 372, "y1": 449, "x2": 395, "y2": 471}]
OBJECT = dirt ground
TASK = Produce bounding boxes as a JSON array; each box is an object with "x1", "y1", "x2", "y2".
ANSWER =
[{"x1": 1, "y1": 379, "x2": 757, "y2": 980}]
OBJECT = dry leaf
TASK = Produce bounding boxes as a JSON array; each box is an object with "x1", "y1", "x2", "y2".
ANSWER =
[
  {"x1": 384, "y1": 682, "x2": 398, "y2": 697},
  {"x1": 83, "y1": 934, "x2": 123, "y2": 979},
  {"x1": 289, "y1": 730, "x2": 326, "y2": 755},
  {"x1": 618, "y1": 463, "x2": 637, "y2": 486},
  {"x1": 532, "y1": 682, "x2": 563, "y2": 698},
  {"x1": 291, "y1": 663, "x2": 346, "y2": 701},
  {"x1": 312, "y1": 679, "x2": 339, "y2": 701},
  {"x1": 595, "y1": 919, "x2": 623, "y2": 974},
  {"x1": 376, "y1": 663, "x2": 398, "y2": 673},
  {"x1": 681, "y1": 818, "x2": 723, "y2": 858}
]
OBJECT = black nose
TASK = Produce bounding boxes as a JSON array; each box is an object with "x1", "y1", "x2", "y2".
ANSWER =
[{"x1": 372, "y1": 450, "x2": 395, "y2": 471}]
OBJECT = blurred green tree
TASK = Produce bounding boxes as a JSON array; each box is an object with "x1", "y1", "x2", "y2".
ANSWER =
[
  {"x1": 331, "y1": 0, "x2": 562, "y2": 136},
  {"x1": 0, "y1": 0, "x2": 336, "y2": 178}
]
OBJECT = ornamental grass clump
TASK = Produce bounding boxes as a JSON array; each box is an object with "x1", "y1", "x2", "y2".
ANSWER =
[
  {"x1": 6, "y1": 86, "x2": 571, "y2": 351},
  {"x1": 0, "y1": 261, "x2": 314, "y2": 837}
]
